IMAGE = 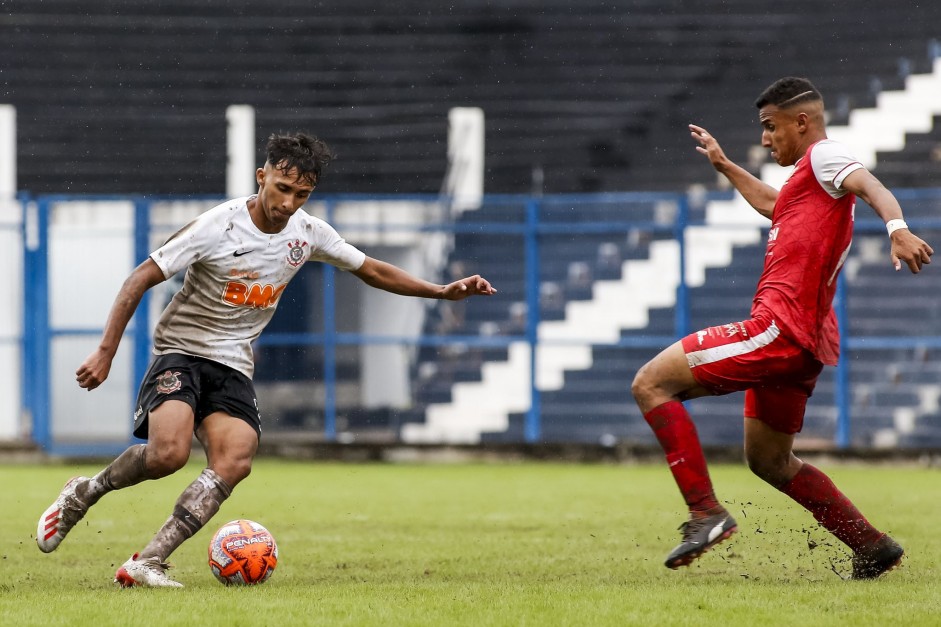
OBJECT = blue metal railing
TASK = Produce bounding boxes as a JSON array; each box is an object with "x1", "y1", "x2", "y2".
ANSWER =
[{"x1": 18, "y1": 190, "x2": 941, "y2": 453}]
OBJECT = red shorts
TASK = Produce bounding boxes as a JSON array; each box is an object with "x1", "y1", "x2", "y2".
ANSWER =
[{"x1": 680, "y1": 317, "x2": 824, "y2": 434}]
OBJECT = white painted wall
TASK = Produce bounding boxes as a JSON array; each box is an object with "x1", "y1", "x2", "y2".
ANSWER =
[
  {"x1": 0, "y1": 198, "x2": 22, "y2": 440},
  {"x1": 359, "y1": 246, "x2": 427, "y2": 408},
  {"x1": 0, "y1": 106, "x2": 19, "y2": 440},
  {"x1": 0, "y1": 105, "x2": 14, "y2": 197},
  {"x1": 445, "y1": 107, "x2": 484, "y2": 211},
  {"x1": 48, "y1": 201, "x2": 136, "y2": 441},
  {"x1": 226, "y1": 105, "x2": 256, "y2": 198}
]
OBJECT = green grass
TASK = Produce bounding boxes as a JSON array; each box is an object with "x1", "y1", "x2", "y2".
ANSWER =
[{"x1": 1, "y1": 460, "x2": 939, "y2": 626}]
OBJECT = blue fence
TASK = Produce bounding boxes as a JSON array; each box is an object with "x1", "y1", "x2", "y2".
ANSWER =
[{"x1": 19, "y1": 190, "x2": 941, "y2": 454}]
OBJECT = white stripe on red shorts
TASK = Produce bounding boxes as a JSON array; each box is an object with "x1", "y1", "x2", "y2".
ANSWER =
[{"x1": 685, "y1": 320, "x2": 781, "y2": 369}]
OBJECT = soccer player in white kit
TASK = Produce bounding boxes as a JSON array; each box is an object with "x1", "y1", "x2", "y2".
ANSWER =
[{"x1": 36, "y1": 132, "x2": 497, "y2": 587}]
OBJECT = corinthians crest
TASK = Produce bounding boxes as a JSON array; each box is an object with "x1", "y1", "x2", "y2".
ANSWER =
[
  {"x1": 286, "y1": 238, "x2": 309, "y2": 267},
  {"x1": 155, "y1": 370, "x2": 183, "y2": 394}
]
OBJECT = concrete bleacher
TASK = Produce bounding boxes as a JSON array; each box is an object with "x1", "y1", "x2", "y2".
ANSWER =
[
  {"x1": 428, "y1": 228, "x2": 941, "y2": 447},
  {"x1": 405, "y1": 195, "x2": 941, "y2": 447},
  {"x1": 871, "y1": 114, "x2": 941, "y2": 188},
  {"x1": 8, "y1": 1, "x2": 941, "y2": 196},
  {"x1": 7, "y1": 0, "x2": 941, "y2": 446},
  {"x1": 407, "y1": 204, "x2": 941, "y2": 446}
]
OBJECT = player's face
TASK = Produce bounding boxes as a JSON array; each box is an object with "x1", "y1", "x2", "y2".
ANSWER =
[
  {"x1": 253, "y1": 163, "x2": 316, "y2": 233},
  {"x1": 758, "y1": 105, "x2": 803, "y2": 167}
]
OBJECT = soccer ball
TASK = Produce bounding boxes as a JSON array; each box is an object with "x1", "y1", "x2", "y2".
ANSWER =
[{"x1": 208, "y1": 519, "x2": 278, "y2": 585}]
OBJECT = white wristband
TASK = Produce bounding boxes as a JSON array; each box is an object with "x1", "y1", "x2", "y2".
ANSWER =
[{"x1": 886, "y1": 219, "x2": 908, "y2": 236}]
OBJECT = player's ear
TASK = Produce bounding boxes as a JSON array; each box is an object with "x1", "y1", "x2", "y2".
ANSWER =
[
  {"x1": 255, "y1": 167, "x2": 266, "y2": 187},
  {"x1": 795, "y1": 111, "x2": 809, "y2": 132}
]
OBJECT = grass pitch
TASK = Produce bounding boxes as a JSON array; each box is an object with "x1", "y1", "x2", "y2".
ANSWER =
[{"x1": 2, "y1": 459, "x2": 939, "y2": 626}]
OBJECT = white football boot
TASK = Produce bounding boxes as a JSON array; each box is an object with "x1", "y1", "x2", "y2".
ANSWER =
[
  {"x1": 36, "y1": 476, "x2": 91, "y2": 553},
  {"x1": 114, "y1": 553, "x2": 184, "y2": 588}
]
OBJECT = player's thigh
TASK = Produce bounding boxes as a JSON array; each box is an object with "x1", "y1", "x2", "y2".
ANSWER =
[
  {"x1": 196, "y1": 412, "x2": 259, "y2": 487},
  {"x1": 146, "y1": 399, "x2": 197, "y2": 470}
]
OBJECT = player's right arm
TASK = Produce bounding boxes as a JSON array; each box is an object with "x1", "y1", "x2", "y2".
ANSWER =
[
  {"x1": 689, "y1": 124, "x2": 777, "y2": 219},
  {"x1": 75, "y1": 258, "x2": 167, "y2": 390}
]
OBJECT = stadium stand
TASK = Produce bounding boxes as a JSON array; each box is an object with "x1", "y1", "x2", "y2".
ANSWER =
[
  {"x1": 4, "y1": 1, "x2": 941, "y2": 195},
  {"x1": 5, "y1": 1, "x2": 941, "y2": 447},
  {"x1": 403, "y1": 64, "x2": 941, "y2": 445},
  {"x1": 410, "y1": 217, "x2": 941, "y2": 447},
  {"x1": 872, "y1": 117, "x2": 941, "y2": 189}
]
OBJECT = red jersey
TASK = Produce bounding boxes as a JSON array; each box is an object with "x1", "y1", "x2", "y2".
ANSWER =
[{"x1": 750, "y1": 140, "x2": 862, "y2": 366}]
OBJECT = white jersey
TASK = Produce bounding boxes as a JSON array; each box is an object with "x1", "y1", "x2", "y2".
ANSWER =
[{"x1": 150, "y1": 196, "x2": 366, "y2": 378}]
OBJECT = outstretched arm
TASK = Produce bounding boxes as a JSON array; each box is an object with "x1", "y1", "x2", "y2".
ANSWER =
[
  {"x1": 842, "y1": 169, "x2": 933, "y2": 273},
  {"x1": 75, "y1": 258, "x2": 167, "y2": 390},
  {"x1": 689, "y1": 124, "x2": 778, "y2": 219},
  {"x1": 351, "y1": 256, "x2": 496, "y2": 300}
]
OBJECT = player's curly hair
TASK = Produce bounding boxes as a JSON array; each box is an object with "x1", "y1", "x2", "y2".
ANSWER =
[
  {"x1": 265, "y1": 132, "x2": 334, "y2": 185},
  {"x1": 754, "y1": 77, "x2": 823, "y2": 109}
]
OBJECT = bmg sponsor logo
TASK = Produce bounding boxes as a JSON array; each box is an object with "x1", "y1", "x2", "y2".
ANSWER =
[{"x1": 222, "y1": 282, "x2": 287, "y2": 309}]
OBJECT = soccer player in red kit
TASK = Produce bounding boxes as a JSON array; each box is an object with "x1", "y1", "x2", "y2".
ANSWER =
[{"x1": 632, "y1": 77, "x2": 933, "y2": 578}]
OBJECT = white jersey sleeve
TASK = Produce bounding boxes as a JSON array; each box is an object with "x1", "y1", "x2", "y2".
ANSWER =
[
  {"x1": 303, "y1": 214, "x2": 367, "y2": 271},
  {"x1": 810, "y1": 139, "x2": 865, "y2": 198},
  {"x1": 150, "y1": 208, "x2": 228, "y2": 279}
]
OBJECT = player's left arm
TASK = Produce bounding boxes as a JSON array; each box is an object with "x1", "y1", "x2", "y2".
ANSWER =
[
  {"x1": 351, "y1": 256, "x2": 497, "y2": 300},
  {"x1": 841, "y1": 168, "x2": 933, "y2": 273},
  {"x1": 76, "y1": 258, "x2": 168, "y2": 390}
]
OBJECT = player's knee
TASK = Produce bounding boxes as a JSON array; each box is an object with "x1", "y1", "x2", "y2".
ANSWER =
[
  {"x1": 631, "y1": 365, "x2": 653, "y2": 403},
  {"x1": 215, "y1": 455, "x2": 253, "y2": 487},
  {"x1": 745, "y1": 454, "x2": 769, "y2": 481},
  {"x1": 745, "y1": 451, "x2": 789, "y2": 486},
  {"x1": 145, "y1": 442, "x2": 191, "y2": 477},
  {"x1": 230, "y1": 455, "x2": 253, "y2": 483}
]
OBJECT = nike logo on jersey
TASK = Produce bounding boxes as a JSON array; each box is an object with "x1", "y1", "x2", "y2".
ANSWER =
[{"x1": 233, "y1": 249, "x2": 254, "y2": 257}]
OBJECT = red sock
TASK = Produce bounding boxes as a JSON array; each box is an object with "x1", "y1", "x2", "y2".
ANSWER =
[
  {"x1": 644, "y1": 401, "x2": 720, "y2": 514},
  {"x1": 779, "y1": 463, "x2": 883, "y2": 551}
]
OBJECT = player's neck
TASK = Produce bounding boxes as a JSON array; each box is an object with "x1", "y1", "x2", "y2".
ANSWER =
[
  {"x1": 246, "y1": 197, "x2": 286, "y2": 235},
  {"x1": 797, "y1": 131, "x2": 828, "y2": 160}
]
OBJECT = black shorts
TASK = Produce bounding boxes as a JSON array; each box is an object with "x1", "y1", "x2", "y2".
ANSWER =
[{"x1": 133, "y1": 353, "x2": 261, "y2": 440}]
